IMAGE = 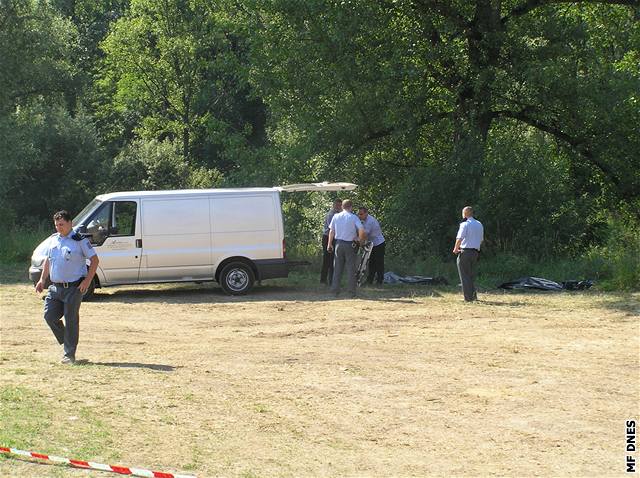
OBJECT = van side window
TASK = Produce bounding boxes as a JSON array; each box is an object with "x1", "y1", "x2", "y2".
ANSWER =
[
  {"x1": 85, "y1": 201, "x2": 137, "y2": 244},
  {"x1": 86, "y1": 202, "x2": 112, "y2": 245},
  {"x1": 112, "y1": 201, "x2": 136, "y2": 236}
]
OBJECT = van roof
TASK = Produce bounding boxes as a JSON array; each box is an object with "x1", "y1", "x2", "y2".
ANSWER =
[{"x1": 95, "y1": 188, "x2": 279, "y2": 201}]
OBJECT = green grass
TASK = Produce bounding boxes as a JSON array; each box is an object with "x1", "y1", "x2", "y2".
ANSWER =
[
  {"x1": 0, "y1": 385, "x2": 115, "y2": 462},
  {"x1": 286, "y1": 248, "x2": 636, "y2": 291},
  {"x1": 0, "y1": 386, "x2": 51, "y2": 450},
  {"x1": 0, "y1": 224, "x2": 51, "y2": 264},
  {"x1": 0, "y1": 262, "x2": 30, "y2": 284},
  {"x1": 2, "y1": 223, "x2": 636, "y2": 290}
]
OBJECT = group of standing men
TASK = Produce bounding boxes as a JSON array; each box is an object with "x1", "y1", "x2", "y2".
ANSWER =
[
  {"x1": 320, "y1": 200, "x2": 483, "y2": 302},
  {"x1": 35, "y1": 203, "x2": 482, "y2": 365},
  {"x1": 320, "y1": 198, "x2": 386, "y2": 298}
]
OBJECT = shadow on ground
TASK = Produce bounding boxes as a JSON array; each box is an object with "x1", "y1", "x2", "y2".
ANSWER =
[
  {"x1": 79, "y1": 360, "x2": 177, "y2": 371},
  {"x1": 86, "y1": 283, "x2": 446, "y2": 304},
  {"x1": 599, "y1": 293, "x2": 640, "y2": 316}
]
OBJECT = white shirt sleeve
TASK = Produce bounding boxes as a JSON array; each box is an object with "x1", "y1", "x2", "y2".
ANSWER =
[
  {"x1": 80, "y1": 238, "x2": 97, "y2": 259},
  {"x1": 456, "y1": 222, "x2": 467, "y2": 240}
]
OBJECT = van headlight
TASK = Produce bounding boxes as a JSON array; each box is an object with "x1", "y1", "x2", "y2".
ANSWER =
[{"x1": 31, "y1": 237, "x2": 52, "y2": 269}]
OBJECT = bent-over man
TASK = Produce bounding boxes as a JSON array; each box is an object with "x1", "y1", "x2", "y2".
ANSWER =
[{"x1": 357, "y1": 207, "x2": 386, "y2": 285}]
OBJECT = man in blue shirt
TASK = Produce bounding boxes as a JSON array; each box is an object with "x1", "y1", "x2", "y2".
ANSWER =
[
  {"x1": 358, "y1": 207, "x2": 386, "y2": 285},
  {"x1": 35, "y1": 210, "x2": 99, "y2": 364},
  {"x1": 327, "y1": 199, "x2": 366, "y2": 298},
  {"x1": 453, "y1": 206, "x2": 484, "y2": 302}
]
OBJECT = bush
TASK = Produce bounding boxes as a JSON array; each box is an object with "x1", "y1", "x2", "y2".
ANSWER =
[
  {"x1": 0, "y1": 222, "x2": 52, "y2": 264},
  {"x1": 107, "y1": 139, "x2": 223, "y2": 191},
  {"x1": 0, "y1": 104, "x2": 105, "y2": 225},
  {"x1": 586, "y1": 215, "x2": 640, "y2": 290}
]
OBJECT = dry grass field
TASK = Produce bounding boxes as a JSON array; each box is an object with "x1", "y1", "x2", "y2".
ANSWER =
[{"x1": 0, "y1": 276, "x2": 638, "y2": 477}]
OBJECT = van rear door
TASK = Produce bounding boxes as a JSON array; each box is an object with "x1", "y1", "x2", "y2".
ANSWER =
[{"x1": 276, "y1": 182, "x2": 357, "y2": 193}]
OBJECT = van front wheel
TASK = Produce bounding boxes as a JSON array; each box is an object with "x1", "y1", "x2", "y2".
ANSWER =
[{"x1": 220, "y1": 262, "x2": 255, "y2": 295}]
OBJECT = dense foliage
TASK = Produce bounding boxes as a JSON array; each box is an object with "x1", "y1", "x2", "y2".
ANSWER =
[{"x1": 1, "y1": 0, "x2": 638, "y2": 287}]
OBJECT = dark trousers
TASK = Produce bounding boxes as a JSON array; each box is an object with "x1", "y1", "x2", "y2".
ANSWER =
[
  {"x1": 367, "y1": 242, "x2": 385, "y2": 285},
  {"x1": 456, "y1": 250, "x2": 479, "y2": 301},
  {"x1": 320, "y1": 234, "x2": 334, "y2": 284},
  {"x1": 44, "y1": 284, "x2": 83, "y2": 358}
]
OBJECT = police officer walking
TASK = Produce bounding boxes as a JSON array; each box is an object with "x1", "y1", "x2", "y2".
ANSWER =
[
  {"x1": 35, "y1": 210, "x2": 99, "y2": 364},
  {"x1": 327, "y1": 199, "x2": 366, "y2": 298},
  {"x1": 452, "y1": 206, "x2": 484, "y2": 302}
]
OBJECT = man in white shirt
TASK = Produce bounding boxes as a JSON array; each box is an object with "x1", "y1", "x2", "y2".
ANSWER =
[
  {"x1": 357, "y1": 207, "x2": 385, "y2": 285},
  {"x1": 327, "y1": 199, "x2": 366, "y2": 298},
  {"x1": 452, "y1": 206, "x2": 484, "y2": 302}
]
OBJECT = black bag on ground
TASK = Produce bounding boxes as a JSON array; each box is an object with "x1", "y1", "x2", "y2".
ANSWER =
[{"x1": 498, "y1": 277, "x2": 594, "y2": 291}]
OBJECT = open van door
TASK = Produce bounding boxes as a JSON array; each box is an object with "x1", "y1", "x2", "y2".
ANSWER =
[{"x1": 276, "y1": 182, "x2": 357, "y2": 192}]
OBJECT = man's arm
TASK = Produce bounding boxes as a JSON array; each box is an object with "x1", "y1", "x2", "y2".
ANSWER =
[
  {"x1": 453, "y1": 222, "x2": 466, "y2": 254},
  {"x1": 79, "y1": 255, "x2": 99, "y2": 293},
  {"x1": 453, "y1": 238, "x2": 462, "y2": 254},
  {"x1": 327, "y1": 228, "x2": 335, "y2": 252},
  {"x1": 35, "y1": 258, "x2": 50, "y2": 293}
]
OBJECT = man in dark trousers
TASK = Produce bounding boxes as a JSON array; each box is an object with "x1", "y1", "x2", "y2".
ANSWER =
[
  {"x1": 357, "y1": 207, "x2": 386, "y2": 285},
  {"x1": 35, "y1": 210, "x2": 99, "y2": 364},
  {"x1": 320, "y1": 198, "x2": 342, "y2": 284},
  {"x1": 452, "y1": 206, "x2": 484, "y2": 302}
]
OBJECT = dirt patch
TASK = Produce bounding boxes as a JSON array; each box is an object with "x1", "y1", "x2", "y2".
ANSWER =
[{"x1": 1, "y1": 282, "x2": 638, "y2": 477}]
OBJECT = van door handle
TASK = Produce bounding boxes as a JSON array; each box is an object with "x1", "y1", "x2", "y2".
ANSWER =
[{"x1": 136, "y1": 239, "x2": 142, "y2": 248}]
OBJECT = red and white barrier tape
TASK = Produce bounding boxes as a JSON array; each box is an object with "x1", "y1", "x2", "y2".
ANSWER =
[{"x1": 0, "y1": 446, "x2": 196, "y2": 478}]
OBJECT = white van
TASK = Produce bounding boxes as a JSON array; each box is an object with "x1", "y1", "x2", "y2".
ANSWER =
[{"x1": 29, "y1": 183, "x2": 355, "y2": 297}]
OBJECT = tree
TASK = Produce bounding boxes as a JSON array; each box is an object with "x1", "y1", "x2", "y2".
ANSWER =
[
  {"x1": 98, "y1": 0, "x2": 266, "y2": 174},
  {"x1": 245, "y1": 0, "x2": 639, "y2": 204},
  {"x1": 0, "y1": 0, "x2": 94, "y2": 224},
  {"x1": 0, "y1": 104, "x2": 105, "y2": 222},
  {"x1": 0, "y1": 0, "x2": 78, "y2": 113}
]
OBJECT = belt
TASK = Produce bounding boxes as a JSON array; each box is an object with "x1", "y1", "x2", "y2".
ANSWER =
[
  {"x1": 52, "y1": 278, "x2": 84, "y2": 288},
  {"x1": 461, "y1": 248, "x2": 479, "y2": 252},
  {"x1": 337, "y1": 239, "x2": 355, "y2": 243}
]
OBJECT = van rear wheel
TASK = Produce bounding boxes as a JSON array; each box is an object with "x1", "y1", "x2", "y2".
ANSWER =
[{"x1": 220, "y1": 262, "x2": 255, "y2": 295}]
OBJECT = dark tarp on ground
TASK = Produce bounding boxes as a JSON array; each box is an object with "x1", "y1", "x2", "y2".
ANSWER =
[
  {"x1": 383, "y1": 272, "x2": 449, "y2": 285},
  {"x1": 498, "y1": 277, "x2": 594, "y2": 291}
]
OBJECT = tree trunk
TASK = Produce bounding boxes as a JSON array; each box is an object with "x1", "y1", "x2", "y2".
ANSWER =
[
  {"x1": 183, "y1": 126, "x2": 190, "y2": 159},
  {"x1": 451, "y1": 0, "x2": 504, "y2": 203}
]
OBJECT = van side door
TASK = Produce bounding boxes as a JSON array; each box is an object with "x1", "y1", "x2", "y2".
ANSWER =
[
  {"x1": 85, "y1": 200, "x2": 142, "y2": 284},
  {"x1": 138, "y1": 197, "x2": 213, "y2": 281}
]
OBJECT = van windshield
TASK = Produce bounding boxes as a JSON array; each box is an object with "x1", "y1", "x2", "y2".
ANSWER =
[{"x1": 73, "y1": 199, "x2": 102, "y2": 226}]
